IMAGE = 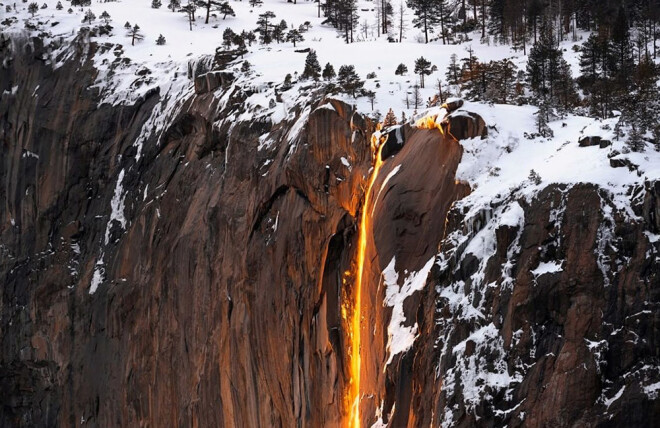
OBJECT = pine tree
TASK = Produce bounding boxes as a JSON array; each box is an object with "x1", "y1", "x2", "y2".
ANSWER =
[
  {"x1": 82, "y1": 9, "x2": 95, "y2": 24},
  {"x1": 271, "y1": 23, "x2": 284, "y2": 43},
  {"x1": 249, "y1": 0, "x2": 263, "y2": 8},
  {"x1": 181, "y1": 3, "x2": 197, "y2": 31},
  {"x1": 627, "y1": 123, "x2": 645, "y2": 152},
  {"x1": 407, "y1": 0, "x2": 440, "y2": 43},
  {"x1": 380, "y1": 0, "x2": 394, "y2": 34},
  {"x1": 56, "y1": 1, "x2": 63, "y2": 10},
  {"x1": 127, "y1": 24, "x2": 144, "y2": 46},
  {"x1": 28, "y1": 2, "x2": 38, "y2": 16},
  {"x1": 322, "y1": 63, "x2": 336, "y2": 80},
  {"x1": 337, "y1": 65, "x2": 364, "y2": 97},
  {"x1": 411, "y1": 83, "x2": 422, "y2": 111},
  {"x1": 395, "y1": 63, "x2": 408, "y2": 75},
  {"x1": 256, "y1": 11, "x2": 276, "y2": 44},
  {"x1": 366, "y1": 90, "x2": 377, "y2": 110},
  {"x1": 156, "y1": 34, "x2": 167, "y2": 45},
  {"x1": 168, "y1": 0, "x2": 181, "y2": 12},
  {"x1": 414, "y1": 56, "x2": 432, "y2": 88},
  {"x1": 100, "y1": 11, "x2": 111, "y2": 24},
  {"x1": 301, "y1": 50, "x2": 321, "y2": 80},
  {"x1": 526, "y1": 22, "x2": 574, "y2": 109},
  {"x1": 397, "y1": 0, "x2": 408, "y2": 42},
  {"x1": 484, "y1": 59, "x2": 518, "y2": 104},
  {"x1": 445, "y1": 53, "x2": 461, "y2": 85},
  {"x1": 243, "y1": 31, "x2": 256, "y2": 46},
  {"x1": 578, "y1": 33, "x2": 607, "y2": 91},
  {"x1": 286, "y1": 28, "x2": 304, "y2": 47},
  {"x1": 609, "y1": 5, "x2": 634, "y2": 90},
  {"x1": 383, "y1": 108, "x2": 398, "y2": 126},
  {"x1": 535, "y1": 99, "x2": 553, "y2": 137},
  {"x1": 219, "y1": 2, "x2": 235, "y2": 19},
  {"x1": 222, "y1": 28, "x2": 236, "y2": 49},
  {"x1": 152, "y1": 0, "x2": 162, "y2": 8}
]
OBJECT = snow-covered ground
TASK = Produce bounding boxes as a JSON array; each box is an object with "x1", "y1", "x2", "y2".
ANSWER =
[{"x1": 2, "y1": 0, "x2": 587, "y2": 114}]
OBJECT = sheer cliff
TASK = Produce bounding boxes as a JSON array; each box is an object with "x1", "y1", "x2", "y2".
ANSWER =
[{"x1": 1, "y1": 34, "x2": 659, "y2": 428}]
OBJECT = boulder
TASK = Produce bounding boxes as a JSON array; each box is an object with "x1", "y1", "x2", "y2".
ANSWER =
[
  {"x1": 610, "y1": 157, "x2": 638, "y2": 171},
  {"x1": 579, "y1": 136, "x2": 601, "y2": 147},
  {"x1": 443, "y1": 110, "x2": 487, "y2": 140},
  {"x1": 442, "y1": 98, "x2": 464, "y2": 113}
]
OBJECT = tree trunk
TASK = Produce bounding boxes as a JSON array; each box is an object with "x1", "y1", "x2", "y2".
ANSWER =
[
  {"x1": 205, "y1": 1, "x2": 210, "y2": 24},
  {"x1": 481, "y1": 0, "x2": 486, "y2": 39},
  {"x1": 440, "y1": 4, "x2": 446, "y2": 44}
]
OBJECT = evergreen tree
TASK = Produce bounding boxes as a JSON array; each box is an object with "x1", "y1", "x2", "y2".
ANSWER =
[
  {"x1": 286, "y1": 28, "x2": 304, "y2": 47},
  {"x1": 152, "y1": 0, "x2": 162, "y2": 8},
  {"x1": 56, "y1": 1, "x2": 63, "y2": 10},
  {"x1": 627, "y1": 123, "x2": 645, "y2": 152},
  {"x1": 100, "y1": 11, "x2": 111, "y2": 24},
  {"x1": 445, "y1": 53, "x2": 461, "y2": 85},
  {"x1": 271, "y1": 23, "x2": 284, "y2": 43},
  {"x1": 383, "y1": 108, "x2": 398, "y2": 126},
  {"x1": 609, "y1": 5, "x2": 634, "y2": 89},
  {"x1": 249, "y1": 0, "x2": 263, "y2": 8},
  {"x1": 526, "y1": 22, "x2": 575, "y2": 109},
  {"x1": 223, "y1": 27, "x2": 236, "y2": 49},
  {"x1": 256, "y1": 11, "x2": 276, "y2": 44},
  {"x1": 485, "y1": 59, "x2": 518, "y2": 104},
  {"x1": 535, "y1": 99, "x2": 553, "y2": 137},
  {"x1": 366, "y1": 90, "x2": 377, "y2": 110},
  {"x1": 127, "y1": 24, "x2": 144, "y2": 46},
  {"x1": 301, "y1": 50, "x2": 321, "y2": 80},
  {"x1": 181, "y1": 3, "x2": 197, "y2": 31},
  {"x1": 322, "y1": 62, "x2": 336, "y2": 80},
  {"x1": 578, "y1": 33, "x2": 607, "y2": 90},
  {"x1": 337, "y1": 65, "x2": 364, "y2": 97},
  {"x1": 219, "y1": 2, "x2": 235, "y2": 19},
  {"x1": 407, "y1": 0, "x2": 440, "y2": 43},
  {"x1": 168, "y1": 0, "x2": 181, "y2": 12},
  {"x1": 82, "y1": 9, "x2": 95, "y2": 24},
  {"x1": 380, "y1": 0, "x2": 394, "y2": 34},
  {"x1": 156, "y1": 34, "x2": 167, "y2": 45},
  {"x1": 28, "y1": 2, "x2": 38, "y2": 16},
  {"x1": 414, "y1": 56, "x2": 432, "y2": 88},
  {"x1": 395, "y1": 63, "x2": 408, "y2": 75},
  {"x1": 243, "y1": 30, "x2": 256, "y2": 46},
  {"x1": 196, "y1": 0, "x2": 223, "y2": 24}
]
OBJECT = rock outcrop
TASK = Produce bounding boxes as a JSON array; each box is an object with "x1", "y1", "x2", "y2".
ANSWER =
[{"x1": 1, "y1": 35, "x2": 371, "y2": 427}]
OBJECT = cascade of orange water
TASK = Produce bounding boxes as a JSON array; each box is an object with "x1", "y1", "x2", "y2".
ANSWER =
[{"x1": 347, "y1": 135, "x2": 385, "y2": 428}]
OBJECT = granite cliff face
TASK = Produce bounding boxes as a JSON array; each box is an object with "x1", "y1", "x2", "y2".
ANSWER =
[{"x1": 1, "y1": 35, "x2": 659, "y2": 428}]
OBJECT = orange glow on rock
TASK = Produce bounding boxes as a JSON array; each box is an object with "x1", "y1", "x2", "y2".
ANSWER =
[
  {"x1": 415, "y1": 114, "x2": 445, "y2": 135},
  {"x1": 346, "y1": 139, "x2": 386, "y2": 428}
]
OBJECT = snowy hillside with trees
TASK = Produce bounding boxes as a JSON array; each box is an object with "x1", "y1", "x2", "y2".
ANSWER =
[{"x1": 2, "y1": 1, "x2": 660, "y2": 427}]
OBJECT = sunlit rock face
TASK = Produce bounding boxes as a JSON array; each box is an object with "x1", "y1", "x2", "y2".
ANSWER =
[
  {"x1": 0, "y1": 36, "x2": 374, "y2": 428},
  {"x1": 1, "y1": 34, "x2": 659, "y2": 428}
]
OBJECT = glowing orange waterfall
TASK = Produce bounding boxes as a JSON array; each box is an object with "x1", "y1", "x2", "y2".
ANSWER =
[{"x1": 347, "y1": 134, "x2": 386, "y2": 428}]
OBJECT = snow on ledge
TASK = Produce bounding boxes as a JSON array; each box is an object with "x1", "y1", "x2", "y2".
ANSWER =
[{"x1": 383, "y1": 256, "x2": 435, "y2": 366}]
